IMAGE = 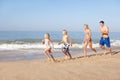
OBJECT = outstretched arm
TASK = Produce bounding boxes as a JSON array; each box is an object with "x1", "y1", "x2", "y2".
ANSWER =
[
  {"x1": 50, "y1": 40, "x2": 54, "y2": 48},
  {"x1": 69, "y1": 37, "x2": 72, "y2": 47},
  {"x1": 58, "y1": 40, "x2": 63, "y2": 45},
  {"x1": 41, "y1": 39, "x2": 45, "y2": 44}
]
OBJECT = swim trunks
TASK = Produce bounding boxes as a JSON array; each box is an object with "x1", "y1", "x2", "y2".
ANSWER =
[{"x1": 100, "y1": 37, "x2": 111, "y2": 47}]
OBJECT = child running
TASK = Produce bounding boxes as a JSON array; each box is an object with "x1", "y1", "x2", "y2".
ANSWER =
[
  {"x1": 58, "y1": 29, "x2": 72, "y2": 59},
  {"x1": 42, "y1": 33, "x2": 56, "y2": 62},
  {"x1": 83, "y1": 24, "x2": 97, "y2": 58}
]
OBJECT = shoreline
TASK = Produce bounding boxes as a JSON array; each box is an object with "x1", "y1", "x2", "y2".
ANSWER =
[
  {"x1": 0, "y1": 46, "x2": 119, "y2": 61},
  {"x1": 0, "y1": 49, "x2": 120, "y2": 80}
]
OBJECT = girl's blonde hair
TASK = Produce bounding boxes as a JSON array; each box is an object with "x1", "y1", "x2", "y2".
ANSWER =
[
  {"x1": 62, "y1": 29, "x2": 68, "y2": 34},
  {"x1": 44, "y1": 33, "x2": 51, "y2": 40},
  {"x1": 84, "y1": 24, "x2": 89, "y2": 29}
]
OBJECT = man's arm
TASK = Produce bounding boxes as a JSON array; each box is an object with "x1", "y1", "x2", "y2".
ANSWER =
[
  {"x1": 100, "y1": 28, "x2": 103, "y2": 34},
  {"x1": 105, "y1": 26, "x2": 109, "y2": 33}
]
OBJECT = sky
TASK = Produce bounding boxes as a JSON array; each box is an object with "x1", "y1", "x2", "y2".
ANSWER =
[{"x1": 0, "y1": 0, "x2": 120, "y2": 32}]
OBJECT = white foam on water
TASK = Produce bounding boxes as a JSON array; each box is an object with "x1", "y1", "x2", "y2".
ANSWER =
[{"x1": 0, "y1": 40, "x2": 119, "y2": 50}]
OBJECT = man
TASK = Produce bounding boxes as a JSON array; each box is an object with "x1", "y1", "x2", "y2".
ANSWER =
[{"x1": 99, "y1": 21, "x2": 112, "y2": 55}]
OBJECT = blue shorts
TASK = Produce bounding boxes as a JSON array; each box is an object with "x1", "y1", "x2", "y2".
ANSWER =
[{"x1": 99, "y1": 37, "x2": 111, "y2": 47}]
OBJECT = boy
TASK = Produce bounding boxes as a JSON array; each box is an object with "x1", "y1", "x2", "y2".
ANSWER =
[{"x1": 58, "y1": 29, "x2": 72, "y2": 59}]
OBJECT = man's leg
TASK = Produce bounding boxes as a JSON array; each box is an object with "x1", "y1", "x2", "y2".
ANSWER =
[
  {"x1": 99, "y1": 37, "x2": 107, "y2": 55},
  {"x1": 106, "y1": 37, "x2": 112, "y2": 55}
]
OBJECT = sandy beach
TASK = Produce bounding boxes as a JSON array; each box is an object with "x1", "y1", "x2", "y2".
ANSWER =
[{"x1": 0, "y1": 50, "x2": 120, "y2": 80}]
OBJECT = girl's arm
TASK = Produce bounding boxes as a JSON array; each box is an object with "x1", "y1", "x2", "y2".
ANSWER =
[
  {"x1": 41, "y1": 39, "x2": 45, "y2": 44},
  {"x1": 88, "y1": 30, "x2": 91, "y2": 38},
  {"x1": 50, "y1": 40, "x2": 54, "y2": 48}
]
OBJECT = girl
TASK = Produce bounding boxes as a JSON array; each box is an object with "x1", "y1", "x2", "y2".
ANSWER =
[
  {"x1": 42, "y1": 33, "x2": 56, "y2": 62},
  {"x1": 83, "y1": 24, "x2": 97, "y2": 58}
]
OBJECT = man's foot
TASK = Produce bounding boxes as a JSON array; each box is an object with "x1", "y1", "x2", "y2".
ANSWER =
[
  {"x1": 110, "y1": 52, "x2": 113, "y2": 56},
  {"x1": 103, "y1": 50, "x2": 107, "y2": 55},
  {"x1": 84, "y1": 55, "x2": 88, "y2": 58}
]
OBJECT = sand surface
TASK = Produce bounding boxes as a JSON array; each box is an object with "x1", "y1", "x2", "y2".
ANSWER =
[{"x1": 0, "y1": 50, "x2": 120, "y2": 80}]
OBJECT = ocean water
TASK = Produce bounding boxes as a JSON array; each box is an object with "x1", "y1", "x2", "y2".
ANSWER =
[{"x1": 0, "y1": 31, "x2": 120, "y2": 61}]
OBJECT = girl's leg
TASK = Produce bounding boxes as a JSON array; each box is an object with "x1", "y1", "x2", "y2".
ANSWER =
[
  {"x1": 49, "y1": 53, "x2": 56, "y2": 62},
  {"x1": 44, "y1": 49, "x2": 51, "y2": 60},
  {"x1": 89, "y1": 41, "x2": 97, "y2": 56},
  {"x1": 46, "y1": 48, "x2": 55, "y2": 62},
  {"x1": 48, "y1": 49, "x2": 56, "y2": 62},
  {"x1": 83, "y1": 41, "x2": 88, "y2": 58}
]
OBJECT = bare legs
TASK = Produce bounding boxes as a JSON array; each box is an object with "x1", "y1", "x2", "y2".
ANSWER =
[
  {"x1": 100, "y1": 46, "x2": 112, "y2": 55},
  {"x1": 83, "y1": 41, "x2": 97, "y2": 58},
  {"x1": 89, "y1": 41, "x2": 97, "y2": 56},
  {"x1": 62, "y1": 49, "x2": 72, "y2": 59},
  {"x1": 83, "y1": 42, "x2": 88, "y2": 58},
  {"x1": 44, "y1": 48, "x2": 56, "y2": 62}
]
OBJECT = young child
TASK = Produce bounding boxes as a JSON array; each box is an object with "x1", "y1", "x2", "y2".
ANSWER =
[
  {"x1": 42, "y1": 33, "x2": 56, "y2": 62},
  {"x1": 58, "y1": 29, "x2": 72, "y2": 59}
]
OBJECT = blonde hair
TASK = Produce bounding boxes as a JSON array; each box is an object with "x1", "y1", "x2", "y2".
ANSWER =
[
  {"x1": 62, "y1": 29, "x2": 68, "y2": 34},
  {"x1": 44, "y1": 33, "x2": 50, "y2": 40},
  {"x1": 84, "y1": 24, "x2": 89, "y2": 29}
]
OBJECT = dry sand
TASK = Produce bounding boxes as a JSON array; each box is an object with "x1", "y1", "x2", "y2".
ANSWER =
[{"x1": 0, "y1": 50, "x2": 120, "y2": 80}]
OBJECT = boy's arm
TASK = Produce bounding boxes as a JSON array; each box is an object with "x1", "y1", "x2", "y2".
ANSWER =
[
  {"x1": 69, "y1": 37, "x2": 72, "y2": 47},
  {"x1": 58, "y1": 41, "x2": 63, "y2": 45}
]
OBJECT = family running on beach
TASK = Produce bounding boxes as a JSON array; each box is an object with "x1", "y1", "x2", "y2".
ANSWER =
[{"x1": 41, "y1": 21, "x2": 112, "y2": 62}]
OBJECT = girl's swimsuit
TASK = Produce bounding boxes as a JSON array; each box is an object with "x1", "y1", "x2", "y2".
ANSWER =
[
  {"x1": 84, "y1": 38, "x2": 92, "y2": 43},
  {"x1": 44, "y1": 39, "x2": 52, "y2": 48},
  {"x1": 84, "y1": 32, "x2": 92, "y2": 42}
]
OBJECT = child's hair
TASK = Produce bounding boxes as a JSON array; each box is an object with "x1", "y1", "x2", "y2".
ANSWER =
[
  {"x1": 62, "y1": 29, "x2": 68, "y2": 34},
  {"x1": 84, "y1": 24, "x2": 89, "y2": 29},
  {"x1": 44, "y1": 33, "x2": 50, "y2": 40}
]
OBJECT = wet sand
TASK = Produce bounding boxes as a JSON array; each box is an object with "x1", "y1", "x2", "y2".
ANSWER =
[{"x1": 0, "y1": 50, "x2": 120, "y2": 80}]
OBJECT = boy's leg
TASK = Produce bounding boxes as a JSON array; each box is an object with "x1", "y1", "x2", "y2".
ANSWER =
[
  {"x1": 66, "y1": 52, "x2": 72, "y2": 59},
  {"x1": 62, "y1": 48, "x2": 68, "y2": 59},
  {"x1": 65, "y1": 46, "x2": 72, "y2": 59}
]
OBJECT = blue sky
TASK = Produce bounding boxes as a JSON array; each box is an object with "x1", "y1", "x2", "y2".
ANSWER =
[{"x1": 0, "y1": 0, "x2": 120, "y2": 32}]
